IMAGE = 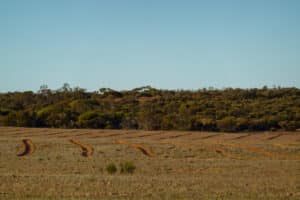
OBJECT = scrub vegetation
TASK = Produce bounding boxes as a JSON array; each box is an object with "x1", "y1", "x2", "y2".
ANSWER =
[{"x1": 1, "y1": 84, "x2": 300, "y2": 132}]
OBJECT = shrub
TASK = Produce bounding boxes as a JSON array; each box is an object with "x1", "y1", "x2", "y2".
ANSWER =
[
  {"x1": 106, "y1": 163, "x2": 117, "y2": 174},
  {"x1": 217, "y1": 117, "x2": 237, "y2": 132},
  {"x1": 120, "y1": 161, "x2": 136, "y2": 174},
  {"x1": 279, "y1": 121, "x2": 299, "y2": 131}
]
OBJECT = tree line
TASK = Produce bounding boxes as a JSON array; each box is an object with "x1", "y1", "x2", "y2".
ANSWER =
[{"x1": 1, "y1": 84, "x2": 300, "y2": 132}]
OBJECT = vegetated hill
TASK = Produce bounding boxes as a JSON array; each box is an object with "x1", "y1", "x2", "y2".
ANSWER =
[{"x1": 0, "y1": 84, "x2": 300, "y2": 132}]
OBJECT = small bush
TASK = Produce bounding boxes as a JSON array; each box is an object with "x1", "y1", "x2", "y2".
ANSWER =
[
  {"x1": 120, "y1": 161, "x2": 136, "y2": 174},
  {"x1": 106, "y1": 163, "x2": 117, "y2": 174}
]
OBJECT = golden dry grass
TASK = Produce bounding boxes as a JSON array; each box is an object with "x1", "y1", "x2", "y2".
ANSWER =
[{"x1": 0, "y1": 127, "x2": 299, "y2": 199}]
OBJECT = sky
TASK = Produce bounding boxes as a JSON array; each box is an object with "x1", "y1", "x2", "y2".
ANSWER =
[{"x1": 0, "y1": 0, "x2": 300, "y2": 92}]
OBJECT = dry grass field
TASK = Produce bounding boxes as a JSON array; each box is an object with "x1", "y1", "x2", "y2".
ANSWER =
[{"x1": 0, "y1": 127, "x2": 300, "y2": 200}]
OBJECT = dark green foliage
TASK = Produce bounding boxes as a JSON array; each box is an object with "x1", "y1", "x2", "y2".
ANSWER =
[
  {"x1": 0, "y1": 84, "x2": 300, "y2": 132},
  {"x1": 2, "y1": 112, "x2": 17, "y2": 126},
  {"x1": 77, "y1": 111, "x2": 102, "y2": 128},
  {"x1": 120, "y1": 161, "x2": 136, "y2": 174},
  {"x1": 217, "y1": 117, "x2": 238, "y2": 132},
  {"x1": 106, "y1": 163, "x2": 117, "y2": 174},
  {"x1": 279, "y1": 121, "x2": 299, "y2": 131},
  {"x1": 15, "y1": 111, "x2": 37, "y2": 127},
  {"x1": 0, "y1": 108, "x2": 10, "y2": 115}
]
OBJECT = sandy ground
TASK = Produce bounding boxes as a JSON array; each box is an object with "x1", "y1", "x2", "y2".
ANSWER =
[{"x1": 0, "y1": 127, "x2": 299, "y2": 199}]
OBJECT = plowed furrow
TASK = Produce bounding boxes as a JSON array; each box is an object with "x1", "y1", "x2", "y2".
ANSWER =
[
  {"x1": 114, "y1": 139, "x2": 154, "y2": 157},
  {"x1": 232, "y1": 134, "x2": 251, "y2": 140},
  {"x1": 70, "y1": 139, "x2": 94, "y2": 157},
  {"x1": 267, "y1": 134, "x2": 283, "y2": 140},
  {"x1": 18, "y1": 139, "x2": 35, "y2": 156},
  {"x1": 121, "y1": 132, "x2": 165, "y2": 139}
]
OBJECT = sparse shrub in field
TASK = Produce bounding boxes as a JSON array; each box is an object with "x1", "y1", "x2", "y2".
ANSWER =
[
  {"x1": 106, "y1": 163, "x2": 117, "y2": 174},
  {"x1": 120, "y1": 161, "x2": 136, "y2": 174}
]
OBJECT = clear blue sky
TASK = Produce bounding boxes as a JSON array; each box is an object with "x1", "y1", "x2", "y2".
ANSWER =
[{"x1": 1, "y1": 0, "x2": 300, "y2": 92}]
